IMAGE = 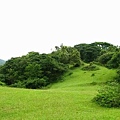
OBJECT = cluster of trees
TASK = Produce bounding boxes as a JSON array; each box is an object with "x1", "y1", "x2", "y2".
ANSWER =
[
  {"x1": 0, "y1": 45, "x2": 81, "y2": 89},
  {"x1": 74, "y1": 42, "x2": 119, "y2": 63}
]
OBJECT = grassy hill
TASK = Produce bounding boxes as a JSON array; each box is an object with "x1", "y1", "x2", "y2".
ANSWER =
[{"x1": 0, "y1": 66, "x2": 120, "y2": 120}]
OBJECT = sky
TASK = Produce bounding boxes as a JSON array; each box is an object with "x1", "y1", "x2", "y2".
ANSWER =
[{"x1": 0, "y1": 0, "x2": 120, "y2": 60}]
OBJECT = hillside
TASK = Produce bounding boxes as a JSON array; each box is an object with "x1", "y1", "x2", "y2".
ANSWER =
[
  {"x1": 0, "y1": 66, "x2": 120, "y2": 120},
  {"x1": 0, "y1": 42, "x2": 120, "y2": 89},
  {"x1": 50, "y1": 65, "x2": 117, "y2": 90},
  {"x1": 0, "y1": 59, "x2": 5, "y2": 65}
]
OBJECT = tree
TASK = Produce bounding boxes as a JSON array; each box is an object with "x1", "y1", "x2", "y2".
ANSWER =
[
  {"x1": 52, "y1": 45, "x2": 81, "y2": 67},
  {"x1": 107, "y1": 52, "x2": 120, "y2": 68},
  {"x1": 0, "y1": 51, "x2": 68, "y2": 88},
  {"x1": 98, "y1": 52, "x2": 114, "y2": 66},
  {"x1": 74, "y1": 43, "x2": 101, "y2": 62},
  {"x1": 40, "y1": 54, "x2": 68, "y2": 83}
]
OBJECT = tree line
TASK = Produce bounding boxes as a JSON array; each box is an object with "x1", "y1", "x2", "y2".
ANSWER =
[
  {"x1": 0, "y1": 45, "x2": 81, "y2": 88},
  {"x1": 0, "y1": 42, "x2": 120, "y2": 89}
]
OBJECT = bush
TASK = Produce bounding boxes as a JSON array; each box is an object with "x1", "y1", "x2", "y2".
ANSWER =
[
  {"x1": 98, "y1": 52, "x2": 114, "y2": 65},
  {"x1": 107, "y1": 52, "x2": 120, "y2": 68},
  {"x1": 0, "y1": 81, "x2": 6, "y2": 86},
  {"x1": 82, "y1": 64, "x2": 99, "y2": 71},
  {"x1": 93, "y1": 82, "x2": 120, "y2": 108},
  {"x1": 115, "y1": 69, "x2": 120, "y2": 83},
  {"x1": 10, "y1": 81, "x2": 25, "y2": 88},
  {"x1": 25, "y1": 78, "x2": 48, "y2": 89}
]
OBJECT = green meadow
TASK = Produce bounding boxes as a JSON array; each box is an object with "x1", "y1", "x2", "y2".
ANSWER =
[{"x1": 0, "y1": 66, "x2": 120, "y2": 120}]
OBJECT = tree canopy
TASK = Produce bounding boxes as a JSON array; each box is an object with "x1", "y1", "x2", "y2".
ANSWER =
[{"x1": 0, "y1": 46, "x2": 81, "y2": 89}]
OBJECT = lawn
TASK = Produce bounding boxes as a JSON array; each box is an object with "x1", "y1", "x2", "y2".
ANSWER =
[{"x1": 0, "y1": 66, "x2": 120, "y2": 120}]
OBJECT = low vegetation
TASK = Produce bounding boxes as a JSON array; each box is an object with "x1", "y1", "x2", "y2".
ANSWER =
[
  {"x1": 81, "y1": 63, "x2": 100, "y2": 71},
  {"x1": 93, "y1": 69, "x2": 120, "y2": 108},
  {"x1": 93, "y1": 82, "x2": 120, "y2": 108}
]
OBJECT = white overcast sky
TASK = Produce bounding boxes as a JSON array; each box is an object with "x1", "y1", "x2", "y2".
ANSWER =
[{"x1": 0, "y1": 0, "x2": 120, "y2": 60}]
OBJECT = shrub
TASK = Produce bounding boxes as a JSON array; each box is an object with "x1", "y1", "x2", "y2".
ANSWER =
[
  {"x1": 98, "y1": 52, "x2": 114, "y2": 65},
  {"x1": 115, "y1": 70, "x2": 120, "y2": 83},
  {"x1": 25, "y1": 78, "x2": 48, "y2": 89},
  {"x1": 82, "y1": 64, "x2": 99, "y2": 71},
  {"x1": 0, "y1": 81, "x2": 6, "y2": 86},
  {"x1": 93, "y1": 82, "x2": 120, "y2": 108},
  {"x1": 10, "y1": 81, "x2": 25, "y2": 88},
  {"x1": 91, "y1": 73, "x2": 95, "y2": 77},
  {"x1": 107, "y1": 52, "x2": 120, "y2": 68}
]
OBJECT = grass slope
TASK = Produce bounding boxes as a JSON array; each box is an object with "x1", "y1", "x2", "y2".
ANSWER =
[{"x1": 0, "y1": 66, "x2": 120, "y2": 120}]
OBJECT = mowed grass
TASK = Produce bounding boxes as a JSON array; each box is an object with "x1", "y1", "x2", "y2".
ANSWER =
[{"x1": 0, "y1": 66, "x2": 120, "y2": 120}]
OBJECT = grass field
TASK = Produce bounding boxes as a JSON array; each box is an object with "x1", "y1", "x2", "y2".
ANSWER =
[{"x1": 0, "y1": 66, "x2": 120, "y2": 120}]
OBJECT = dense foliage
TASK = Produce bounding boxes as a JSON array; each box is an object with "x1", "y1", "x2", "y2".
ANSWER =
[
  {"x1": 97, "y1": 52, "x2": 114, "y2": 66},
  {"x1": 52, "y1": 44, "x2": 81, "y2": 67},
  {"x1": 93, "y1": 82, "x2": 120, "y2": 108},
  {"x1": 81, "y1": 63, "x2": 100, "y2": 71},
  {"x1": 74, "y1": 42, "x2": 119, "y2": 64},
  {"x1": 74, "y1": 43, "x2": 101, "y2": 62},
  {"x1": 0, "y1": 46, "x2": 81, "y2": 89},
  {"x1": 107, "y1": 52, "x2": 120, "y2": 68}
]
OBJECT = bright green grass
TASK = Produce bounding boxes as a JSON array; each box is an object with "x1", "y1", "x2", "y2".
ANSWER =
[
  {"x1": 51, "y1": 66, "x2": 117, "y2": 90},
  {"x1": 0, "y1": 66, "x2": 120, "y2": 120}
]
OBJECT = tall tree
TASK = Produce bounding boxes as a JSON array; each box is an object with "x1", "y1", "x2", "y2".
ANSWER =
[
  {"x1": 52, "y1": 45, "x2": 81, "y2": 67},
  {"x1": 74, "y1": 43, "x2": 101, "y2": 62}
]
